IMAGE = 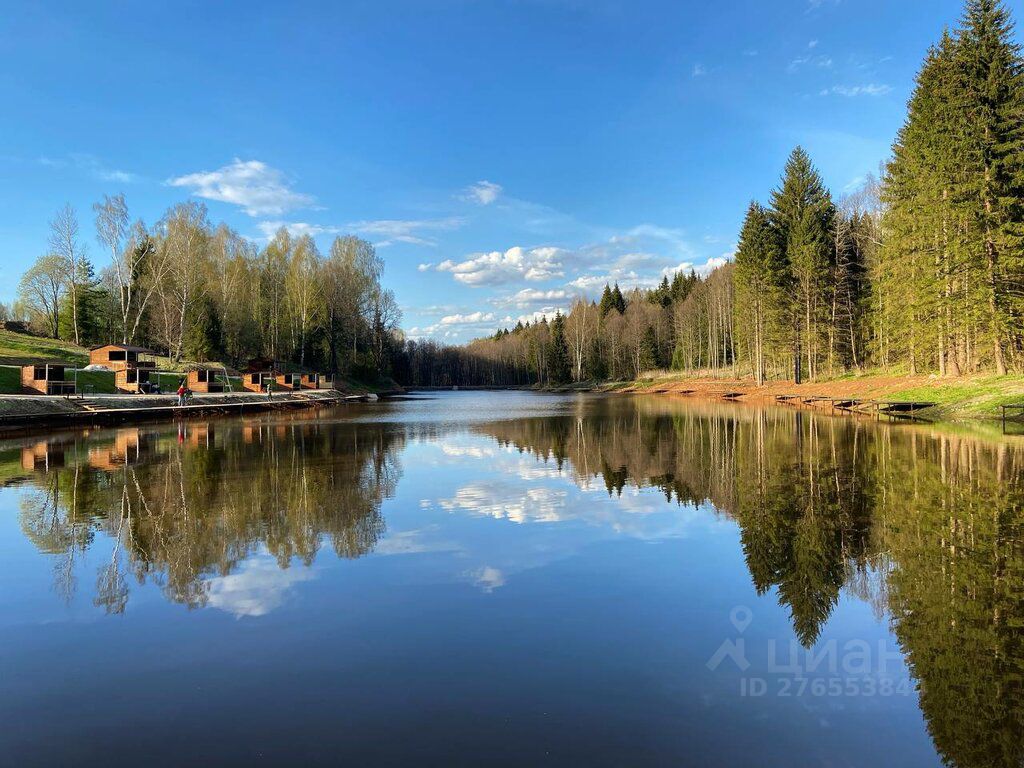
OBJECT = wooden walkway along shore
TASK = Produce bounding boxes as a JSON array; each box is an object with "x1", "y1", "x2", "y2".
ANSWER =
[
  {"x1": 774, "y1": 394, "x2": 938, "y2": 419},
  {"x1": 0, "y1": 390, "x2": 383, "y2": 431},
  {"x1": 1002, "y1": 404, "x2": 1024, "y2": 429}
]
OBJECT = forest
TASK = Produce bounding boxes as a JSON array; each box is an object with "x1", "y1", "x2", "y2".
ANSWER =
[
  {"x1": 404, "y1": 0, "x2": 1024, "y2": 388},
  {"x1": 7, "y1": 0, "x2": 1021, "y2": 390},
  {"x1": 11, "y1": 198, "x2": 403, "y2": 380}
]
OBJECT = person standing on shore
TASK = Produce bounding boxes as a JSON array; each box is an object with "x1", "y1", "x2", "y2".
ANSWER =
[{"x1": 177, "y1": 380, "x2": 187, "y2": 407}]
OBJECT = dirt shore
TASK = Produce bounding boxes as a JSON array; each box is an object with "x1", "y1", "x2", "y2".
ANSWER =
[{"x1": 614, "y1": 372, "x2": 1024, "y2": 421}]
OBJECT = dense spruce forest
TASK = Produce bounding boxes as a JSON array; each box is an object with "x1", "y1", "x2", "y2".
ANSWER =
[{"x1": 403, "y1": 0, "x2": 1024, "y2": 388}]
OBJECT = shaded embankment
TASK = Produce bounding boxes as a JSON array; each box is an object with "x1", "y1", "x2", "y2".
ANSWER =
[{"x1": 0, "y1": 390, "x2": 379, "y2": 432}]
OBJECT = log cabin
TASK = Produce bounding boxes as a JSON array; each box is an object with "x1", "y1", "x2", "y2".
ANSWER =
[{"x1": 21, "y1": 362, "x2": 75, "y2": 395}]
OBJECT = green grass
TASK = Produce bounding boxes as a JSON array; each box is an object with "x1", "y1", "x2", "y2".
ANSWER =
[
  {"x1": 884, "y1": 375, "x2": 1024, "y2": 417},
  {"x1": 0, "y1": 330, "x2": 90, "y2": 366}
]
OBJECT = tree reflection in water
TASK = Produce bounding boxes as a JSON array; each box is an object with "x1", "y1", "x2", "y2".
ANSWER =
[
  {"x1": 473, "y1": 397, "x2": 1024, "y2": 768},
  {"x1": 11, "y1": 417, "x2": 400, "y2": 612},
  {"x1": 4, "y1": 397, "x2": 1024, "y2": 767}
]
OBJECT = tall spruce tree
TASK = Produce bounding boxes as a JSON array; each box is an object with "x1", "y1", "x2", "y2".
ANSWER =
[
  {"x1": 770, "y1": 147, "x2": 835, "y2": 382},
  {"x1": 734, "y1": 202, "x2": 785, "y2": 384},
  {"x1": 957, "y1": 0, "x2": 1024, "y2": 373}
]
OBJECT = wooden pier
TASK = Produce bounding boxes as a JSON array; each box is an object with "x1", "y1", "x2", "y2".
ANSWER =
[{"x1": 774, "y1": 394, "x2": 937, "y2": 420}]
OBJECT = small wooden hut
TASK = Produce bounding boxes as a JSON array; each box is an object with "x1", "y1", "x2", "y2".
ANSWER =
[
  {"x1": 21, "y1": 362, "x2": 75, "y2": 395},
  {"x1": 187, "y1": 367, "x2": 226, "y2": 393},
  {"x1": 274, "y1": 372, "x2": 302, "y2": 390},
  {"x1": 115, "y1": 367, "x2": 154, "y2": 394},
  {"x1": 242, "y1": 371, "x2": 272, "y2": 393},
  {"x1": 89, "y1": 344, "x2": 154, "y2": 371}
]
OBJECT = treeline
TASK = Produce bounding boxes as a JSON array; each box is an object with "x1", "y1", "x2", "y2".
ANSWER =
[
  {"x1": 14, "y1": 197, "x2": 402, "y2": 378},
  {"x1": 407, "y1": 0, "x2": 1024, "y2": 387}
]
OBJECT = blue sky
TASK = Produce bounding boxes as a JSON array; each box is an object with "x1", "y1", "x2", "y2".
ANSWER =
[{"x1": 0, "y1": 0, "x2": 969, "y2": 342}]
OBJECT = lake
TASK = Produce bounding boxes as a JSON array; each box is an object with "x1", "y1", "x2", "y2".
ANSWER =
[{"x1": 0, "y1": 391, "x2": 1020, "y2": 767}]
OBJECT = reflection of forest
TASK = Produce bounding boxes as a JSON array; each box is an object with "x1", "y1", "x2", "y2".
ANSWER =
[
  {"x1": 475, "y1": 398, "x2": 1024, "y2": 768},
  {"x1": 5, "y1": 398, "x2": 1023, "y2": 768},
  {"x1": 8, "y1": 418, "x2": 402, "y2": 613}
]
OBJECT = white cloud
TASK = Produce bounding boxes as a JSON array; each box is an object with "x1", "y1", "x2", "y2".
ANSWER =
[
  {"x1": 417, "y1": 262, "x2": 433, "y2": 272},
  {"x1": 168, "y1": 159, "x2": 314, "y2": 216},
  {"x1": 820, "y1": 83, "x2": 892, "y2": 97},
  {"x1": 460, "y1": 180, "x2": 503, "y2": 205},
  {"x1": 440, "y1": 311, "x2": 495, "y2": 326},
  {"x1": 788, "y1": 54, "x2": 833, "y2": 73},
  {"x1": 492, "y1": 288, "x2": 569, "y2": 309},
  {"x1": 515, "y1": 307, "x2": 567, "y2": 325},
  {"x1": 39, "y1": 153, "x2": 138, "y2": 183},
  {"x1": 692, "y1": 63, "x2": 707, "y2": 78},
  {"x1": 256, "y1": 221, "x2": 340, "y2": 239},
  {"x1": 346, "y1": 217, "x2": 465, "y2": 247},
  {"x1": 437, "y1": 246, "x2": 568, "y2": 286}
]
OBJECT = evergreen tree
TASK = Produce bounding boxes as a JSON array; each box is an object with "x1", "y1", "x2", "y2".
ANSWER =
[
  {"x1": 599, "y1": 284, "x2": 615, "y2": 318},
  {"x1": 734, "y1": 202, "x2": 785, "y2": 384},
  {"x1": 611, "y1": 283, "x2": 626, "y2": 314},
  {"x1": 770, "y1": 147, "x2": 835, "y2": 382},
  {"x1": 957, "y1": 0, "x2": 1024, "y2": 373},
  {"x1": 548, "y1": 312, "x2": 571, "y2": 385}
]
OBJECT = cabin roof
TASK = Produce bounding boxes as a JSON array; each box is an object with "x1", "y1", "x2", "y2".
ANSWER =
[
  {"x1": 90, "y1": 344, "x2": 153, "y2": 354},
  {"x1": 23, "y1": 359, "x2": 68, "y2": 367}
]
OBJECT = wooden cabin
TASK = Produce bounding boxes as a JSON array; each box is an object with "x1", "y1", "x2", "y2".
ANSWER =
[
  {"x1": 274, "y1": 372, "x2": 302, "y2": 390},
  {"x1": 187, "y1": 367, "x2": 226, "y2": 393},
  {"x1": 115, "y1": 367, "x2": 154, "y2": 394},
  {"x1": 21, "y1": 362, "x2": 75, "y2": 395},
  {"x1": 298, "y1": 372, "x2": 337, "y2": 390},
  {"x1": 242, "y1": 371, "x2": 272, "y2": 392},
  {"x1": 89, "y1": 344, "x2": 154, "y2": 371}
]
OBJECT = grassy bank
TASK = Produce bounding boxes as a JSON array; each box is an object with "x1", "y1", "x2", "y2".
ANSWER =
[{"x1": 619, "y1": 370, "x2": 1024, "y2": 421}]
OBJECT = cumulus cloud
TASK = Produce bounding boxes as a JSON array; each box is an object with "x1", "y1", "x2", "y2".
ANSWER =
[
  {"x1": 437, "y1": 246, "x2": 568, "y2": 286},
  {"x1": 460, "y1": 180, "x2": 503, "y2": 205},
  {"x1": 168, "y1": 159, "x2": 314, "y2": 216},
  {"x1": 492, "y1": 288, "x2": 569, "y2": 309},
  {"x1": 440, "y1": 311, "x2": 495, "y2": 326},
  {"x1": 820, "y1": 83, "x2": 892, "y2": 97}
]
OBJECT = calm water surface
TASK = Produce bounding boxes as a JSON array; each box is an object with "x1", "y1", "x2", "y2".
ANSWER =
[{"x1": 1, "y1": 392, "x2": 1021, "y2": 767}]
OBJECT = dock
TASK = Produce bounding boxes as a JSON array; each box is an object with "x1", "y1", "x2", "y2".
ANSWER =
[{"x1": 774, "y1": 394, "x2": 937, "y2": 420}]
